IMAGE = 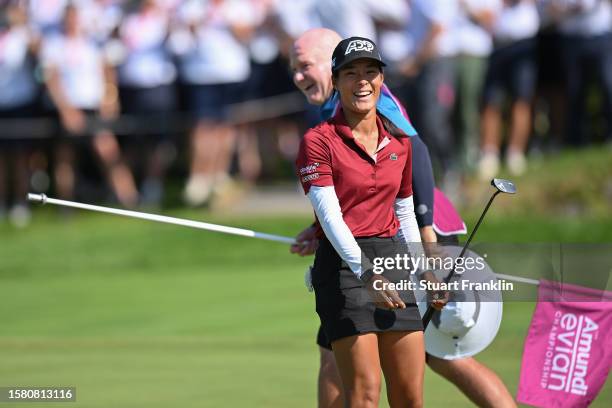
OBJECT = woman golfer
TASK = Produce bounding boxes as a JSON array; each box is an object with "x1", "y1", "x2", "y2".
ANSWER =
[{"x1": 296, "y1": 37, "x2": 445, "y2": 407}]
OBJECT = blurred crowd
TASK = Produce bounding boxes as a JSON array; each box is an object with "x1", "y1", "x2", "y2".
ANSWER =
[{"x1": 1, "y1": 0, "x2": 611, "y2": 226}]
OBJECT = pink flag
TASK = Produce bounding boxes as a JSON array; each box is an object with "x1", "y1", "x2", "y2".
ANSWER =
[{"x1": 517, "y1": 280, "x2": 612, "y2": 407}]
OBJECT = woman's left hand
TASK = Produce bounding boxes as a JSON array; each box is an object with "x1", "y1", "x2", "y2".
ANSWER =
[{"x1": 420, "y1": 271, "x2": 449, "y2": 311}]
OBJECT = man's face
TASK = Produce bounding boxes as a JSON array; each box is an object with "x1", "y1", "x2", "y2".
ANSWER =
[{"x1": 290, "y1": 45, "x2": 333, "y2": 106}]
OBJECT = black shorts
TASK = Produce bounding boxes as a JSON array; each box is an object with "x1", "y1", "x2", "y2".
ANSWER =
[
  {"x1": 120, "y1": 84, "x2": 177, "y2": 114},
  {"x1": 184, "y1": 82, "x2": 245, "y2": 122},
  {"x1": 482, "y1": 38, "x2": 537, "y2": 107},
  {"x1": 313, "y1": 236, "x2": 422, "y2": 347},
  {"x1": 119, "y1": 85, "x2": 178, "y2": 141},
  {"x1": 316, "y1": 232, "x2": 459, "y2": 350},
  {"x1": 0, "y1": 101, "x2": 43, "y2": 148}
]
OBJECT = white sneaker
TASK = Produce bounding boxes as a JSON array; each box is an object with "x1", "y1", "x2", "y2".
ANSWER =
[
  {"x1": 9, "y1": 205, "x2": 31, "y2": 228},
  {"x1": 183, "y1": 175, "x2": 212, "y2": 207},
  {"x1": 478, "y1": 152, "x2": 500, "y2": 181},
  {"x1": 506, "y1": 151, "x2": 527, "y2": 176}
]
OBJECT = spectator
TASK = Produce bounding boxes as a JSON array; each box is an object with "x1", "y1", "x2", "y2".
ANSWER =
[
  {"x1": 312, "y1": 0, "x2": 408, "y2": 42},
  {"x1": 115, "y1": 0, "x2": 178, "y2": 207},
  {"x1": 28, "y1": 0, "x2": 69, "y2": 37},
  {"x1": 455, "y1": 0, "x2": 496, "y2": 172},
  {"x1": 41, "y1": 5, "x2": 139, "y2": 207},
  {"x1": 275, "y1": 0, "x2": 321, "y2": 41},
  {"x1": 171, "y1": 0, "x2": 253, "y2": 207},
  {"x1": 544, "y1": 0, "x2": 612, "y2": 146},
  {"x1": 232, "y1": 0, "x2": 277, "y2": 185},
  {"x1": 533, "y1": 0, "x2": 567, "y2": 151},
  {"x1": 77, "y1": 0, "x2": 124, "y2": 45},
  {"x1": 478, "y1": 0, "x2": 539, "y2": 180},
  {"x1": 399, "y1": 0, "x2": 460, "y2": 196},
  {"x1": 0, "y1": 1, "x2": 40, "y2": 227}
]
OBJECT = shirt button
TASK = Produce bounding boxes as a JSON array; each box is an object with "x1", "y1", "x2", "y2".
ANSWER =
[{"x1": 371, "y1": 174, "x2": 375, "y2": 179}]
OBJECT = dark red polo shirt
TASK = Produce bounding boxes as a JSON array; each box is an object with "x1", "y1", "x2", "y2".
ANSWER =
[{"x1": 296, "y1": 109, "x2": 413, "y2": 238}]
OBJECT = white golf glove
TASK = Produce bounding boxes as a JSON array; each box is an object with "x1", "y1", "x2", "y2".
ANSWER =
[{"x1": 304, "y1": 266, "x2": 314, "y2": 292}]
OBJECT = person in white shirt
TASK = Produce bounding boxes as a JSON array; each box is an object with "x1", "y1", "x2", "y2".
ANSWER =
[
  {"x1": 171, "y1": 0, "x2": 253, "y2": 207},
  {"x1": 399, "y1": 0, "x2": 460, "y2": 197},
  {"x1": 455, "y1": 0, "x2": 496, "y2": 172},
  {"x1": 0, "y1": 2, "x2": 40, "y2": 227},
  {"x1": 478, "y1": 0, "x2": 539, "y2": 180},
  {"x1": 115, "y1": 0, "x2": 178, "y2": 206},
  {"x1": 77, "y1": 0, "x2": 124, "y2": 45},
  {"x1": 542, "y1": 0, "x2": 612, "y2": 145},
  {"x1": 42, "y1": 5, "x2": 139, "y2": 208},
  {"x1": 313, "y1": 0, "x2": 409, "y2": 43},
  {"x1": 28, "y1": 0, "x2": 69, "y2": 36}
]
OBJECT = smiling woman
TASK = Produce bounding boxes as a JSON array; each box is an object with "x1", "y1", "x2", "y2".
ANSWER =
[
  {"x1": 295, "y1": 37, "x2": 443, "y2": 407},
  {"x1": 333, "y1": 59, "x2": 384, "y2": 134}
]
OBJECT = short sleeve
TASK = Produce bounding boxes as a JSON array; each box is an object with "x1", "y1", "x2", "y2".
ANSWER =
[
  {"x1": 397, "y1": 138, "x2": 413, "y2": 198},
  {"x1": 296, "y1": 130, "x2": 334, "y2": 194}
]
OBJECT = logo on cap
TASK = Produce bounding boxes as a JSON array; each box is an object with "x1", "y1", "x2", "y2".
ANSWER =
[{"x1": 345, "y1": 39, "x2": 374, "y2": 55}]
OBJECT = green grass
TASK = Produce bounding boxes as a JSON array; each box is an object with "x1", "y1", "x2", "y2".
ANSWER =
[
  {"x1": 1, "y1": 211, "x2": 611, "y2": 407},
  {"x1": 460, "y1": 146, "x2": 612, "y2": 218}
]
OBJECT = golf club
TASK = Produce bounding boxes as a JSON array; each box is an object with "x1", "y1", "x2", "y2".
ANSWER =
[
  {"x1": 421, "y1": 178, "x2": 517, "y2": 329},
  {"x1": 27, "y1": 193, "x2": 296, "y2": 245}
]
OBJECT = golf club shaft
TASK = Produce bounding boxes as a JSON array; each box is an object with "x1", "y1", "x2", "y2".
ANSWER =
[
  {"x1": 421, "y1": 191, "x2": 501, "y2": 329},
  {"x1": 27, "y1": 193, "x2": 296, "y2": 245}
]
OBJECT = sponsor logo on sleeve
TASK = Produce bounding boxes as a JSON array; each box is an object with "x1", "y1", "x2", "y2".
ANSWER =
[
  {"x1": 300, "y1": 163, "x2": 320, "y2": 183},
  {"x1": 302, "y1": 173, "x2": 320, "y2": 183},
  {"x1": 299, "y1": 163, "x2": 320, "y2": 175}
]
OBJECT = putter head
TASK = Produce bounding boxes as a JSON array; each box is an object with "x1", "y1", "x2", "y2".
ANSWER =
[{"x1": 491, "y1": 178, "x2": 516, "y2": 194}]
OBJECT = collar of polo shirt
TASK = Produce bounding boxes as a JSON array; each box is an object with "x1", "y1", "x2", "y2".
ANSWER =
[{"x1": 331, "y1": 108, "x2": 390, "y2": 148}]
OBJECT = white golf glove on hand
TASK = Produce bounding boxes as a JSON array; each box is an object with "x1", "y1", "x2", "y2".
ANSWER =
[{"x1": 304, "y1": 266, "x2": 314, "y2": 292}]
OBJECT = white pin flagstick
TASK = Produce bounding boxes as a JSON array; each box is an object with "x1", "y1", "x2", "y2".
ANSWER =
[
  {"x1": 27, "y1": 193, "x2": 296, "y2": 245},
  {"x1": 494, "y1": 273, "x2": 539, "y2": 286}
]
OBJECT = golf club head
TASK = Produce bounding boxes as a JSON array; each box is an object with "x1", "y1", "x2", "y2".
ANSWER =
[{"x1": 491, "y1": 178, "x2": 516, "y2": 194}]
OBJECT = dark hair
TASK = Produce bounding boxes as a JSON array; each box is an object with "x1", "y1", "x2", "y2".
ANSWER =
[{"x1": 379, "y1": 114, "x2": 408, "y2": 139}]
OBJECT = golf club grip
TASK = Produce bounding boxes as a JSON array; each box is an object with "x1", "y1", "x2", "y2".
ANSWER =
[{"x1": 422, "y1": 306, "x2": 436, "y2": 329}]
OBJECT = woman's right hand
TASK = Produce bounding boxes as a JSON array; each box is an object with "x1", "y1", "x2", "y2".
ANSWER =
[
  {"x1": 366, "y1": 274, "x2": 406, "y2": 310},
  {"x1": 290, "y1": 225, "x2": 319, "y2": 256}
]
